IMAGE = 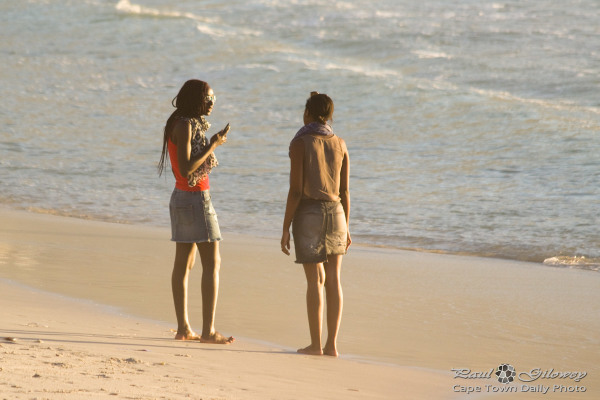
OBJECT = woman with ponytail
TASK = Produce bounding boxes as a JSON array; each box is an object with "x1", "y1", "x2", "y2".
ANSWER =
[{"x1": 281, "y1": 91, "x2": 351, "y2": 356}]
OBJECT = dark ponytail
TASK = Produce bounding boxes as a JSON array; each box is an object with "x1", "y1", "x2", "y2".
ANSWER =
[{"x1": 305, "y1": 91, "x2": 334, "y2": 124}]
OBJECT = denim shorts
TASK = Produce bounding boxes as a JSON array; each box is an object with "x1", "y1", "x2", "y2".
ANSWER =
[
  {"x1": 292, "y1": 200, "x2": 347, "y2": 264},
  {"x1": 169, "y1": 188, "x2": 222, "y2": 243}
]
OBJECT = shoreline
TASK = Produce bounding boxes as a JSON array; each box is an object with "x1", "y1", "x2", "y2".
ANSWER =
[
  {"x1": 6, "y1": 204, "x2": 599, "y2": 272},
  {"x1": 1, "y1": 208, "x2": 599, "y2": 399}
]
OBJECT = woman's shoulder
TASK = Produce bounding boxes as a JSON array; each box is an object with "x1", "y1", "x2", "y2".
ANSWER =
[
  {"x1": 170, "y1": 118, "x2": 193, "y2": 144},
  {"x1": 289, "y1": 136, "x2": 305, "y2": 149},
  {"x1": 334, "y1": 135, "x2": 348, "y2": 152},
  {"x1": 172, "y1": 118, "x2": 192, "y2": 133},
  {"x1": 173, "y1": 116, "x2": 205, "y2": 130},
  {"x1": 172, "y1": 116, "x2": 192, "y2": 127}
]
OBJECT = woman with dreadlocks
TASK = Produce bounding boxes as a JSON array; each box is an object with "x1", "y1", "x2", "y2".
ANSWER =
[{"x1": 158, "y1": 79, "x2": 234, "y2": 344}]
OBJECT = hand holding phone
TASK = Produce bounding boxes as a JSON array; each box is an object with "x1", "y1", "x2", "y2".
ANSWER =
[
  {"x1": 211, "y1": 123, "x2": 230, "y2": 147},
  {"x1": 220, "y1": 123, "x2": 230, "y2": 136}
]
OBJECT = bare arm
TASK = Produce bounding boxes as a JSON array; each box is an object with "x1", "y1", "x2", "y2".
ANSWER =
[
  {"x1": 339, "y1": 140, "x2": 352, "y2": 249},
  {"x1": 172, "y1": 120, "x2": 228, "y2": 178},
  {"x1": 281, "y1": 139, "x2": 304, "y2": 255}
]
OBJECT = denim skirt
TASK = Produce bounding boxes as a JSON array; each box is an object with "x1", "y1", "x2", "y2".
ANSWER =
[
  {"x1": 169, "y1": 188, "x2": 222, "y2": 243},
  {"x1": 292, "y1": 200, "x2": 347, "y2": 264}
]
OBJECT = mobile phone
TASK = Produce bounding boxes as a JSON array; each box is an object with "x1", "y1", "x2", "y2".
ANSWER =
[{"x1": 221, "y1": 123, "x2": 230, "y2": 135}]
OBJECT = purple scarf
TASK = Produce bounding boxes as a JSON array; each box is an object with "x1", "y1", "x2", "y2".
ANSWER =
[{"x1": 293, "y1": 122, "x2": 333, "y2": 140}]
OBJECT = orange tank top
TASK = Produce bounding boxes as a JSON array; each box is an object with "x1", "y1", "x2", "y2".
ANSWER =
[{"x1": 168, "y1": 138, "x2": 209, "y2": 191}]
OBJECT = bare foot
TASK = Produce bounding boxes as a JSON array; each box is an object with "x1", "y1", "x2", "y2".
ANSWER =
[
  {"x1": 200, "y1": 331, "x2": 235, "y2": 344},
  {"x1": 297, "y1": 345, "x2": 323, "y2": 355},
  {"x1": 323, "y1": 345, "x2": 339, "y2": 357},
  {"x1": 174, "y1": 330, "x2": 202, "y2": 341}
]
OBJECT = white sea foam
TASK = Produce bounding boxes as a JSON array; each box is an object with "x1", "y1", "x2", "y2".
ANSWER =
[
  {"x1": 323, "y1": 61, "x2": 399, "y2": 79},
  {"x1": 467, "y1": 87, "x2": 600, "y2": 116},
  {"x1": 195, "y1": 24, "x2": 227, "y2": 38},
  {"x1": 116, "y1": 0, "x2": 262, "y2": 39},
  {"x1": 115, "y1": 0, "x2": 215, "y2": 23},
  {"x1": 412, "y1": 50, "x2": 454, "y2": 59},
  {"x1": 240, "y1": 64, "x2": 281, "y2": 73},
  {"x1": 375, "y1": 10, "x2": 403, "y2": 19},
  {"x1": 543, "y1": 256, "x2": 600, "y2": 271}
]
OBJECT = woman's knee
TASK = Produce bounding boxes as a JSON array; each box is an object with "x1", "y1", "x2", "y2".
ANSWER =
[
  {"x1": 324, "y1": 257, "x2": 342, "y2": 286},
  {"x1": 174, "y1": 243, "x2": 196, "y2": 270},
  {"x1": 198, "y1": 242, "x2": 221, "y2": 271},
  {"x1": 304, "y1": 263, "x2": 325, "y2": 287}
]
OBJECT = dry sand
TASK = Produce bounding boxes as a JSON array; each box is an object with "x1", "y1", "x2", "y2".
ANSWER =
[
  {"x1": 0, "y1": 280, "x2": 443, "y2": 400},
  {"x1": 1, "y1": 208, "x2": 599, "y2": 399}
]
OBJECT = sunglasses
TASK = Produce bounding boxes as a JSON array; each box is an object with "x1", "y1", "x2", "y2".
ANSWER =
[{"x1": 204, "y1": 94, "x2": 216, "y2": 103}]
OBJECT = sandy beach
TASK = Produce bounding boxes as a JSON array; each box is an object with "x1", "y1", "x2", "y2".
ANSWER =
[{"x1": 1, "y1": 208, "x2": 599, "y2": 399}]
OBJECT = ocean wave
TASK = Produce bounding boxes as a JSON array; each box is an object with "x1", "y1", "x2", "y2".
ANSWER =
[
  {"x1": 195, "y1": 23, "x2": 227, "y2": 38},
  {"x1": 468, "y1": 87, "x2": 600, "y2": 116},
  {"x1": 239, "y1": 64, "x2": 281, "y2": 73},
  {"x1": 323, "y1": 61, "x2": 398, "y2": 79},
  {"x1": 543, "y1": 256, "x2": 600, "y2": 272},
  {"x1": 284, "y1": 53, "x2": 400, "y2": 81},
  {"x1": 412, "y1": 50, "x2": 454, "y2": 59},
  {"x1": 115, "y1": 0, "x2": 215, "y2": 23},
  {"x1": 115, "y1": 0, "x2": 261, "y2": 38}
]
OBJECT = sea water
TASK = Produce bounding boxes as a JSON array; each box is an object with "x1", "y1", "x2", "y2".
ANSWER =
[{"x1": 1, "y1": 0, "x2": 599, "y2": 270}]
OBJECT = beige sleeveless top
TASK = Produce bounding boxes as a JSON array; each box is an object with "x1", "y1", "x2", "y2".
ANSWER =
[{"x1": 291, "y1": 133, "x2": 346, "y2": 202}]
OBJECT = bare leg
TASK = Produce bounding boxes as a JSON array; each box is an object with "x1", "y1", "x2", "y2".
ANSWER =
[
  {"x1": 172, "y1": 242, "x2": 200, "y2": 340},
  {"x1": 323, "y1": 254, "x2": 343, "y2": 357},
  {"x1": 298, "y1": 262, "x2": 325, "y2": 355},
  {"x1": 197, "y1": 241, "x2": 234, "y2": 344}
]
